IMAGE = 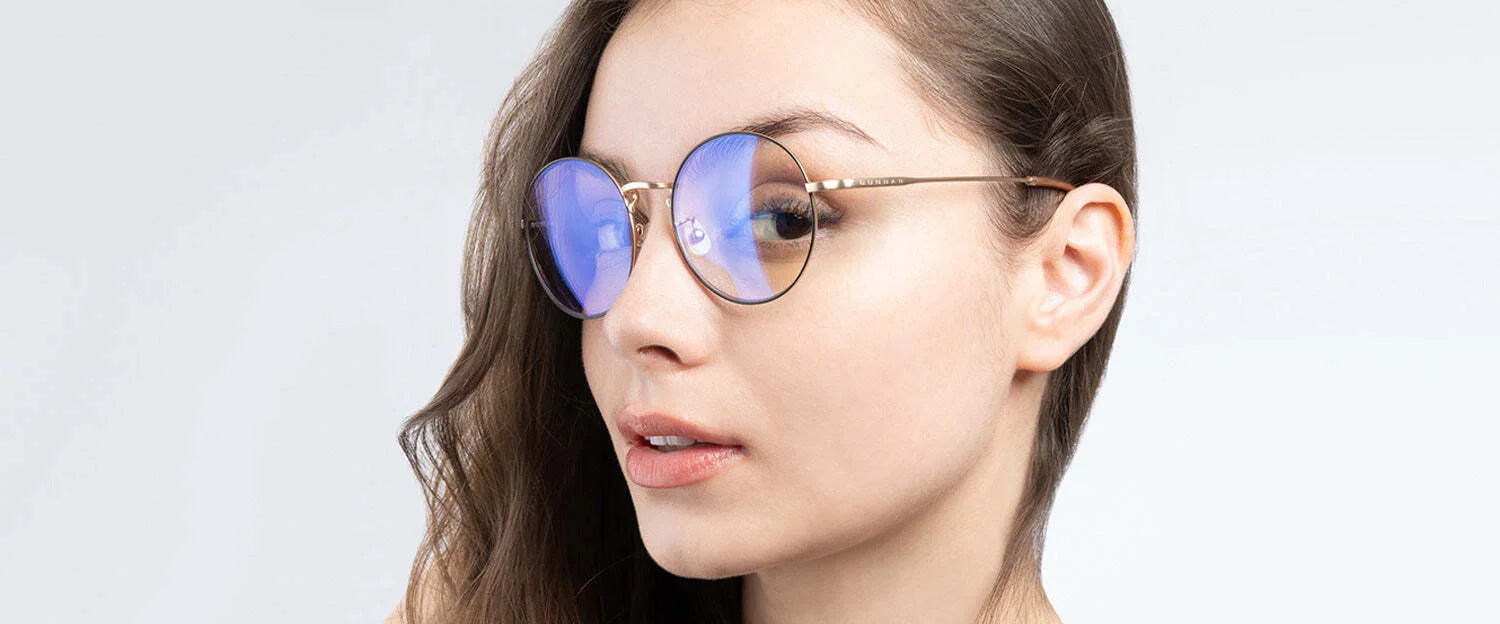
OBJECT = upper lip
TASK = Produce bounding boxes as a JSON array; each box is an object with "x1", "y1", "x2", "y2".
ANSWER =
[{"x1": 616, "y1": 404, "x2": 744, "y2": 447}]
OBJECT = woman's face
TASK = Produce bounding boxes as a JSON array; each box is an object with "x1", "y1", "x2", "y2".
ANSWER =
[{"x1": 581, "y1": 0, "x2": 1039, "y2": 578}]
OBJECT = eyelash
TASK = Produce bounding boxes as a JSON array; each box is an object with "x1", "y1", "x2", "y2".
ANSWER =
[
  {"x1": 633, "y1": 194, "x2": 847, "y2": 234},
  {"x1": 751, "y1": 194, "x2": 845, "y2": 230}
]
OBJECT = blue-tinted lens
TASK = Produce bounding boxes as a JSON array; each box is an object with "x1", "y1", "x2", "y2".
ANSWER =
[
  {"x1": 672, "y1": 133, "x2": 815, "y2": 303},
  {"x1": 526, "y1": 158, "x2": 633, "y2": 318}
]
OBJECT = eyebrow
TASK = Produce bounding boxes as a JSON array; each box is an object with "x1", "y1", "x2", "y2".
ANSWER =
[{"x1": 577, "y1": 106, "x2": 885, "y2": 183}]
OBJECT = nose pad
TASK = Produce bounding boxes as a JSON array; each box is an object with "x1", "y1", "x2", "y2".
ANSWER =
[
  {"x1": 622, "y1": 193, "x2": 653, "y2": 278},
  {"x1": 624, "y1": 191, "x2": 647, "y2": 260},
  {"x1": 632, "y1": 220, "x2": 645, "y2": 260},
  {"x1": 624, "y1": 189, "x2": 674, "y2": 257}
]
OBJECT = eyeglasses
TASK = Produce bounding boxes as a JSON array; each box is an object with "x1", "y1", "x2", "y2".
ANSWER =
[{"x1": 520, "y1": 130, "x2": 1075, "y2": 320}]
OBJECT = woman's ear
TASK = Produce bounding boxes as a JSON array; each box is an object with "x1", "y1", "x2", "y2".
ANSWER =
[{"x1": 1014, "y1": 182, "x2": 1136, "y2": 373}]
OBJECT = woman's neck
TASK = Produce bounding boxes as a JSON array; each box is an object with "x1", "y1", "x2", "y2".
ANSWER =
[
  {"x1": 739, "y1": 427, "x2": 1060, "y2": 624},
  {"x1": 744, "y1": 569, "x2": 1059, "y2": 624}
]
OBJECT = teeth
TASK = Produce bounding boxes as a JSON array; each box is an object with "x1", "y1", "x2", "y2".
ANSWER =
[{"x1": 646, "y1": 435, "x2": 699, "y2": 451}]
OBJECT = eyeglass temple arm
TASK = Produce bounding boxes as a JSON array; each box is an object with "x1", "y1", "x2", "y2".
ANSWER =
[
  {"x1": 618, "y1": 176, "x2": 1073, "y2": 197},
  {"x1": 805, "y1": 175, "x2": 1075, "y2": 193},
  {"x1": 620, "y1": 176, "x2": 1075, "y2": 197}
]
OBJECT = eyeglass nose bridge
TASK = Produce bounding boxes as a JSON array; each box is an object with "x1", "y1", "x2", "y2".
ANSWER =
[{"x1": 619, "y1": 180, "x2": 673, "y2": 250}]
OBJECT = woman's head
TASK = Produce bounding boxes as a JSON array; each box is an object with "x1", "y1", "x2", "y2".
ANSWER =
[{"x1": 399, "y1": 1, "x2": 1135, "y2": 622}]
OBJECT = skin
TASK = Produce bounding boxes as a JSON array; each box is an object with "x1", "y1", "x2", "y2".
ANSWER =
[{"x1": 573, "y1": 1, "x2": 1135, "y2": 623}]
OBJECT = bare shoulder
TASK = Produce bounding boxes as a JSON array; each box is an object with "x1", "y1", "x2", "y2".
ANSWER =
[
  {"x1": 383, "y1": 569, "x2": 447, "y2": 624},
  {"x1": 382, "y1": 600, "x2": 405, "y2": 624}
]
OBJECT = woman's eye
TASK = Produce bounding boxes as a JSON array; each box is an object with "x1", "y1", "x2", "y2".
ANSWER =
[
  {"x1": 744, "y1": 195, "x2": 843, "y2": 244},
  {"x1": 751, "y1": 197, "x2": 809, "y2": 241}
]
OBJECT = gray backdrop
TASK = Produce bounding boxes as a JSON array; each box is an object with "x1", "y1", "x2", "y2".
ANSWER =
[{"x1": 3, "y1": 1, "x2": 1495, "y2": 622}]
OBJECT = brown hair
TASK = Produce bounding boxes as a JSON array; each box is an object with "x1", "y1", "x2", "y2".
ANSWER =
[{"x1": 395, "y1": 1, "x2": 1135, "y2": 622}]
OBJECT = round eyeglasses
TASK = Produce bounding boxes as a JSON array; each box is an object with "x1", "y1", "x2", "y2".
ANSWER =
[{"x1": 520, "y1": 130, "x2": 1075, "y2": 320}]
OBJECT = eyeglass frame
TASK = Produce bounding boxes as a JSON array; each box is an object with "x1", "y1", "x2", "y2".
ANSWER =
[{"x1": 520, "y1": 130, "x2": 1077, "y2": 320}]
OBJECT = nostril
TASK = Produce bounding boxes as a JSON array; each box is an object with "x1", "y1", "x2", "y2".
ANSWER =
[{"x1": 636, "y1": 344, "x2": 682, "y2": 367}]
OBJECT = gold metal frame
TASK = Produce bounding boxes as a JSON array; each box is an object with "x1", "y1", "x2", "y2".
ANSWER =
[
  {"x1": 613, "y1": 175, "x2": 1074, "y2": 208},
  {"x1": 521, "y1": 130, "x2": 1076, "y2": 319}
]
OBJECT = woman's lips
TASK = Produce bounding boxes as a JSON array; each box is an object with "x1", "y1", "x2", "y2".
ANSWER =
[
  {"x1": 615, "y1": 405, "x2": 746, "y2": 488},
  {"x1": 615, "y1": 406, "x2": 743, "y2": 447},
  {"x1": 624, "y1": 440, "x2": 745, "y2": 488}
]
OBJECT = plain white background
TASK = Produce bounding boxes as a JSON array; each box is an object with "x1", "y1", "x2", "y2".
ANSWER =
[{"x1": 2, "y1": 1, "x2": 1496, "y2": 622}]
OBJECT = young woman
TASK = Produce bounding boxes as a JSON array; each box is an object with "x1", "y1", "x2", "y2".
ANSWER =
[{"x1": 391, "y1": 1, "x2": 1136, "y2": 622}]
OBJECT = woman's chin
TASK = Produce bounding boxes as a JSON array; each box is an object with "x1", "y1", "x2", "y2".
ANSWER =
[
  {"x1": 642, "y1": 542, "x2": 756, "y2": 580},
  {"x1": 636, "y1": 521, "x2": 781, "y2": 580}
]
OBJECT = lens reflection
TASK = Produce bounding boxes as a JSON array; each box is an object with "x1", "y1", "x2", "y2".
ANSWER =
[
  {"x1": 672, "y1": 133, "x2": 814, "y2": 303},
  {"x1": 526, "y1": 158, "x2": 632, "y2": 318}
]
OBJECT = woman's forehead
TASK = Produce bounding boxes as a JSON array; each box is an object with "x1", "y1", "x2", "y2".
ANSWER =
[{"x1": 580, "y1": 0, "x2": 948, "y2": 181}]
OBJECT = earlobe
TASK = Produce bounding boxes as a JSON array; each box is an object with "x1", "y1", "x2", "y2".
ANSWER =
[{"x1": 1016, "y1": 183, "x2": 1135, "y2": 373}]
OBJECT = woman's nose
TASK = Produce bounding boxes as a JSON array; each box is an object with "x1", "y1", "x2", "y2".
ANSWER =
[{"x1": 599, "y1": 190, "x2": 716, "y2": 370}]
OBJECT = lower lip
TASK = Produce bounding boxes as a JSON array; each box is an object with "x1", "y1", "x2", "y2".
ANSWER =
[{"x1": 625, "y1": 442, "x2": 745, "y2": 488}]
